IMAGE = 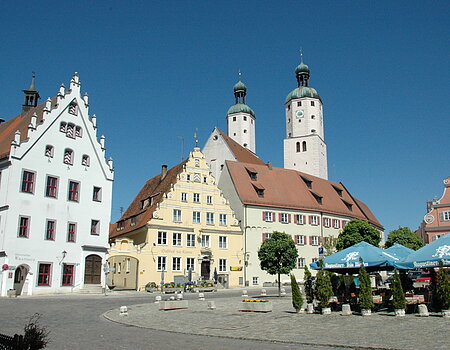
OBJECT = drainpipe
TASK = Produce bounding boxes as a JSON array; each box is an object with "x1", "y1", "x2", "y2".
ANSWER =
[{"x1": 244, "y1": 205, "x2": 248, "y2": 287}]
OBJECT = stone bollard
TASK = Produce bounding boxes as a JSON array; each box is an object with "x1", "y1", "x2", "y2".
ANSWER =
[
  {"x1": 169, "y1": 296, "x2": 175, "y2": 301},
  {"x1": 341, "y1": 304, "x2": 352, "y2": 316},
  {"x1": 280, "y1": 288, "x2": 286, "y2": 297},
  {"x1": 242, "y1": 290, "x2": 248, "y2": 298},
  {"x1": 306, "y1": 303, "x2": 314, "y2": 314},
  {"x1": 207, "y1": 301, "x2": 216, "y2": 310},
  {"x1": 261, "y1": 289, "x2": 267, "y2": 296},
  {"x1": 198, "y1": 292, "x2": 205, "y2": 301},
  {"x1": 176, "y1": 293, "x2": 183, "y2": 300},
  {"x1": 418, "y1": 304, "x2": 429, "y2": 317},
  {"x1": 155, "y1": 295, "x2": 162, "y2": 304},
  {"x1": 119, "y1": 306, "x2": 128, "y2": 316}
]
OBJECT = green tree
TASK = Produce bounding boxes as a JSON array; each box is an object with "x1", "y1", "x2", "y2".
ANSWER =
[
  {"x1": 258, "y1": 231, "x2": 298, "y2": 296},
  {"x1": 391, "y1": 269, "x2": 406, "y2": 310},
  {"x1": 23, "y1": 313, "x2": 50, "y2": 350},
  {"x1": 385, "y1": 227, "x2": 424, "y2": 250},
  {"x1": 290, "y1": 274, "x2": 304, "y2": 312},
  {"x1": 314, "y1": 261, "x2": 333, "y2": 309},
  {"x1": 358, "y1": 260, "x2": 374, "y2": 310},
  {"x1": 303, "y1": 265, "x2": 315, "y2": 303},
  {"x1": 435, "y1": 261, "x2": 450, "y2": 311},
  {"x1": 336, "y1": 219, "x2": 381, "y2": 251}
]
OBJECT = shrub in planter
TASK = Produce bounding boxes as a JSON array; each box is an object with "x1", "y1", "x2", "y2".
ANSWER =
[
  {"x1": 290, "y1": 274, "x2": 304, "y2": 313},
  {"x1": 358, "y1": 260, "x2": 373, "y2": 314},
  {"x1": 304, "y1": 265, "x2": 315, "y2": 304},
  {"x1": 435, "y1": 261, "x2": 450, "y2": 315},
  {"x1": 391, "y1": 268, "x2": 406, "y2": 316},
  {"x1": 315, "y1": 262, "x2": 333, "y2": 313}
]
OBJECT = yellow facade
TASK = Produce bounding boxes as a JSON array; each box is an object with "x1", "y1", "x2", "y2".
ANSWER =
[{"x1": 109, "y1": 148, "x2": 243, "y2": 290}]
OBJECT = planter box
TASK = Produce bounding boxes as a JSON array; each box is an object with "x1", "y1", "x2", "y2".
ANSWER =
[
  {"x1": 239, "y1": 301, "x2": 272, "y2": 313},
  {"x1": 145, "y1": 287, "x2": 158, "y2": 293},
  {"x1": 159, "y1": 300, "x2": 188, "y2": 310},
  {"x1": 194, "y1": 287, "x2": 217, "y2": 293}
]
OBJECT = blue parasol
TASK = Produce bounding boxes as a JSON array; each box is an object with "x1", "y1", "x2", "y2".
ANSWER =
[{"x1": 384, "y1": 243, "x2": 414, "y2": 260}]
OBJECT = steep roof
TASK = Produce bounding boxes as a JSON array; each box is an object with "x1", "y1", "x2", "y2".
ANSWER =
[
  {"x1": 216, "y1": 128, "x2": 265, "y2": 165},
  {"x1": 225, "y1": 160, "x2": 382, "y2": 229},
  {"x1": 109, "y1": 159, "x2": 188, "y2": 239}
]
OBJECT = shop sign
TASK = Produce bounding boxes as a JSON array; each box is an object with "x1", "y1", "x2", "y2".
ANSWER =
[{"x1": 230, "y1": 266, "x2": 242, "y2": 271}]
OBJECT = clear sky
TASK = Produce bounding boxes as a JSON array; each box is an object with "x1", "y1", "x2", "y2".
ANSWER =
[{"x1": 1, "y1": 1, "x2": 449, "y2": 237}]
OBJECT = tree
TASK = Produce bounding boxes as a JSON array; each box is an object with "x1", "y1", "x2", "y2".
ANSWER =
[
  {"x1": 323, "y1": 235, "x2": 337, "y2": 256},
  {"x1": 358, "y1": 260, "x2": 373, "y2": 311},
  {"x1": 314, "y1": 261, "x2": 333, "y2": 309},
  {"x1": 385, "y1": 227, "x2": 424, "y2": 250},
  {"x1": 391, "y1": 269, "x2": 406, "y2": 310},
  {"x1": 336, "y1": 219, "x2": 381, "y2": 251},
  {"x1": 258, "y1": 231, "x2": 298, "y2": 296},
  {"x1": 290, "y1": 274, "x2": 304, "y2": 312},
  {"x1": 303, "y1": 265, "x2": 315, "y2": 304},
  {"x1": 435, "y1": 261, "x2": 450, "y2": 311},
  {"x1": 23, "y1": 313, "x2": 50, "y2": 350}
]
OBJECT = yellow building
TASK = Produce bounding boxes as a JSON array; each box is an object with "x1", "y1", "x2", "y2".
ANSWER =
[{"x1": 108, "y1": 147, "x2": 243, "y2": 290}]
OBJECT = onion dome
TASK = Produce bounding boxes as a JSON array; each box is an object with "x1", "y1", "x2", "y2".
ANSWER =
[
  {"x1": 233, "y1": 80, "x2": 247, "y2": 93},
  {"x1": 295, "y1": 62, "x2": 310, "y2": 75},
  {"x1": 286, "y1": 87, "x2": 321, "y2": 104},
  {"x1": 227, "y1": 103, "x2": 255, "y2": 117}
]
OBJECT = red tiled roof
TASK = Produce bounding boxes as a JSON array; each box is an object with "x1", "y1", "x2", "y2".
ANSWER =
[
  {"x1": 109, "y1": 159, "x2": 188, "y2": 239},
  {"x1": 216, "y1": 129, "x2": 265, "y2": 165},
  {"x1": 225, "y1": 160, "x2": 382, "y2": 229}
]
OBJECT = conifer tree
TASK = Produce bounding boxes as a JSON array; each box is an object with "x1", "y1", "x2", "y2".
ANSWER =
[
  {"x1": 291, "y1": 274, "x2": 304, "y2": 312},
  {"x1": 391, "y1": 268, "x2": 406, "y2": 310},
  {"x1": 358, "y1": 260, "x2": 373, "y2": 310},
  {"x1": 304, "y1": 265, "x2": 314, "y2": 303},
  {"x1": 435, "y1": 261, "x2": 450, "y2": 311},
  {"x1": 315, "y1": 261, "x2": 333, "y2": 308}
]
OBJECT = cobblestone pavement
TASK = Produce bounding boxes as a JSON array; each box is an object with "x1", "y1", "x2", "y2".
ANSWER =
[{"x1": 104, "y1": 291, "x2": 449, "y2": 350}]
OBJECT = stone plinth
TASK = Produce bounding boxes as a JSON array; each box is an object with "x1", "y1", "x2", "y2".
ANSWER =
[
  {"x1": 240, "y1": 301, "x2": 272, "y2": 313},
  {"x1": 159, "y1": 300, "x2": 189, "y2": 311}
]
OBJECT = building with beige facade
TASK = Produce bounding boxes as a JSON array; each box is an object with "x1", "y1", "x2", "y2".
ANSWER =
[{"x1": 108, "y1": 147, "x2": 243, "y2": 290}]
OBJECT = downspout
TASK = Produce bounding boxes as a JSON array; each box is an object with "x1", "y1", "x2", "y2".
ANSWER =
[{"x1": 244, "y1": 205, "x2": 248, "y2": 287}]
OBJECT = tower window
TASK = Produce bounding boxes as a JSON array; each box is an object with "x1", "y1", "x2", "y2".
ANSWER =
[
  {"x1": 243, "y1": 116, "x2": 247, "y2": 121},
  {"x1": 233, "y1": 133, "x2": 236, "y2": 136},
  {"x1": 302, "y1": 141, "x2": 307, "y2": 152},
  {"x1": 233, "y1": 117, "x2": 236, "y2": 121},
  {"x1": 296, "y1": 142, "x2": 300, "y2": 153},
  {"x1": 297, "y1": 101, "x2": 302, "y2": 107},
  {"x1": 243, "y1": 129, "x2": 247, "y2": 133},
  {"x1": 311, "y1": 101, "x2": 315, "y2": 106},
  {"x1": 243, "y1": 143, "x2": 247, "y2": 147},
  {"x1": 311, "y1": 129, "x2": 316, "y2": 133},
  {"x1": 287, "y1": 105, "x2": 291, "y2": 111},
  {"x1": 311, "y1": 115, "x2": 315, "y2": 119}
]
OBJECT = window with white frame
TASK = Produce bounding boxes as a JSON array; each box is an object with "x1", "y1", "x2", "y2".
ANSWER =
[
  {"x1": 219, "y1": 236, "x2": 228, "y2": 249},
  {"x1": 186, "y1": 234, "x2": 196, "y2": 247},
  {"x1": 219, "y1": 214, "x2": 227, "y2": 226},
  {"x1": 172, "y1": 232, "x2": 182, "y2": 246},
  {"x1": 206, "y1": 212, "x2": 214, "y2": 225},
  {"x1": 263, "y1": 211, "x2": 273, "y2": 222},
  {"x1": 157, "y1": 231, "x2": 167, "y2": 245},
  {"x1": 323, "y1": 217, "x2": 331, "y2": 227},
  {"x1": 192, "y1": 211, "x2": 201, "y2": 224},
  {"x1": 262, "y1": 232, "x2": 272, "y2": 242},
  {"x1": 295, "y1": 214, "x2": 305, "y2": 224},
  {"x1": 295, "y1": 235, "x2": 305, "y2": 245},
  {"x1": 207, "y1": 195, "x2": 213, "y2": 204},
  {"x1": 333, "y1": 219, "x2": 340, "y2": 229},
  {"x1": 218, "y1": 258, "x2": 227, "y2": 272},
  {"x1": 193, "y1": 193, "x2": 200, "y2": 203},
  {"x1": 157, "y1": 256, "x2": 167, "y2": 271},
  {"x1": 310, "y1": 215, "x2": 319, "y2": 225},
  {"x1": 172, "y1": 257, "x2": 181, "y2": 271},
  {"x1": 297, "y1": 257, "x2": 306, "y2": 269},
  {"x1": 441, "y1": 211, "x2": 450, "y2": 221},
  {"x1": 280, "y1": 213, "x2": 289, "y2": 223},
  {"x1": 173, "y1": 209, "x2": 182, "y2": 222},
  {"x1": 186, "y1": 257, "x2": 195, "y2": 271},
  {"x1": 252, "y1": 276, "x2": 259, "y2": 285},
  {"x1": 311, "y1": 236, "x2": 319, "y2": 246},
  {"x1": 201, "y1": 235, "x2": 210, "y2": 248},
  {"x1": 90, "y1": 220, "x2": 100, "y2": 235},
  {"x1": 181, "y1": 192, "x2": 187, "y2": 202}
]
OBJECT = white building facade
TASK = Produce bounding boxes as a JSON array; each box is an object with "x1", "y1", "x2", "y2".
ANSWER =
[{"x1": 0, "y1": 73, "x2": 114, "y2": 296}]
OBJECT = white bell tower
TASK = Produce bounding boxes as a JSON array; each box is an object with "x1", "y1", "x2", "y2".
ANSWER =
[{"x1": 283, "y1": 54, "x2": 328, "y2": 179}]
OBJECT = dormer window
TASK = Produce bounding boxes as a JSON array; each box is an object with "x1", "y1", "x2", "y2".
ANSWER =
[
  {"x1": 45, "y1": 145, "x2": 54, "y2": 158},
  {"x1": 252, "y1": 183, "x2": 265, "y2": 198},
  {"x1": 245, "y1": 167, "x2": 258, "y2": 181},
  {"x1": 63, "y1": 149, "x2": 73, "y2": 165},
  {"x1": 82, "y1": 155, "x2": 90, "y2": 167},
  {"x1": 332, "y1": 185, "x2": 343, "y2": 197},
  {"x1": 342, "y1": 199, "x2": 353, "y2": 211},
  {"x1": 310, "y1": 191, "x2": 323, "y2": 205},
  {"x1": 300, "y1": 175, "x2": 312, "y2": 189}
]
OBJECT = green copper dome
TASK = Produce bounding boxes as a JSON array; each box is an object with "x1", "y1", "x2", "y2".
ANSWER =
[
  {"x1": 295, "y1": 62, "x2": 310, "y2": 74},
  {"x1": 227, "y1": 103, "x2": 255, "y2": 117},
  {"x1": 285, "y1": 87, "x2": 321, "y2": 103},
  {"x1": 233, "y1": 80, "x2": 247, "y2": 92}
]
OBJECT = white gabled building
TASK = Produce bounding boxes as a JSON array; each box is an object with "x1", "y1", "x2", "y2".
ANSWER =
[{"x1": 0, "y1": 73, "x2": 114, "y2": 296}]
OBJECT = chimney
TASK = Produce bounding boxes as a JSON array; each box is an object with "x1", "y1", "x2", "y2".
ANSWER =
[{"x1": 161, "y1": 165, "x2": 168, "y2": 180}]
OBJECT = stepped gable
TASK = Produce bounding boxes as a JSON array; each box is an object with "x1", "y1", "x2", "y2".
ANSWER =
[
  {"x1": 225, "y1": 160, "x2": 382, "y2": 229},
  {"x1": 216, "y1": 129, "x2": 264, "y2": 165},
  {"x1": 110, "y1": 159, "x2": 188, "y2": 239}
]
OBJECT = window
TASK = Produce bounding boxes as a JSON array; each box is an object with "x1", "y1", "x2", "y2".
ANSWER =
[
  {"x1": 173, "y1": 209, "x2": 182, "y2": 222},
  {"x1": 130, "y1": 216, "x2": 137, "y2": 226},
  {"x1": 203, "y1": 176, "x2": 207, "y2": 184},
  {"x1": 441, "y1": 211, "x2": 450, "y2": 221},
  {"x1": 287, "y1": 104, "x2": 291, "y2": 111},
  {"x1": 243, "y1": 129, "x2": 247, "y2": 134},
  {"x1": 45, "y1": 176, "x2": 58, "y2": 198},
  {"x1": 342, "y1": 220, "x2": 348, "y2": 228},
  {"x1": 186, "y1": 174, "x2": 191, "y2": 182},
  {"x1": 280, "y1": 213, "x2": 290, "y2": 224},
  {"x1": 312, "y1": 258, "x2": 319, "y2": 263},
  {"x1": 233, "y1": 117, "x2": 236, "y2": 121},
  {"x1": 310, "y1": 236, "x2": 319, "y2": 246},
  {"x1": 93, "y1": 187, "x2": 102, "y2": 201},
  {"x1": 81, "y1": 155, "x2": 90, "y2": 167},
  {"x1": 333, "y1": 219, "x2": 340, "y2": 229},
  {"x1": 62, "y1": 264, "x2": 74, "y2": 286},
  {"x1": 206, "y1": 195, "x2": 213, "y2": 204},
  {"x1": 262, "y1": 232, "x2": 272, "y2": 242},
  {"x1": 192, "y1": 211, "x2": 201, "y2": 224},
  {"x1": 157, "y1": 231, "x2": 167, "y2": 245},
  {"x1": 311, "y1": 115, "x2": 315, "y2": 119},
  {"x1": 172, "y1": 257, "x2": 181, "y2": 271},
  {"x1": 64, "y1": 149, "x2": 73, "y2": 165},
  {"x1": 186, "y1": 257, "x2": 195, "y2": 271},
  {"x1": 219, "y1": 236, "x2": 228, "y2": 249},
  {"x1": 18, "y1": 216, "x2": 30, "y2": 237},
  {"x1": 302, "y1": 141, "x2": 307, "y2": 152},
  {"x1": 68, "y1": 181, "x2": 79, "y2": 202},
  {"x1": 90, "y1": 220, "x2": 100, "y2": 235},
  {"x1": 262, "y1": 211, "x2": 273, "y2": 222},
  {"x1": 157, "y1": 256, "x2": 167, "y2": 271},
  {"x1": 295, "y1": 214, "x2": 305, "y2": 225},
  {"x1": 68, "y1": 103, "x2": 78, "y2": 115},
  {"x1": 219, "y1": 214, "x2": 227, "y2": 226},
  {"x1": 38, "y1": 263, "x2": 51, "y2": 286},
  {"x1": 206, "y1": 212, "x2": 214, "y2": 225},
  {"x1": 60, "y1": 122, "x2": 67, "y2": 132},
  {"x1": 297, "y1": 258, "x2": 306, "y2": 269},
  {"x1": 297, "y1": 101, "x2": 302, "y2": 107},
  {"x1": 75, "y1": 126, "x2": 82, "y2": 137},
  {"x1": 181, "y1": 192, "x2": 187, "y2": 202},
  {"x1": 311, "y1": 101, "x2": 315, "y2": 106},
  {"x1": 323, "y1": 218, "x2": 331, "y2": 228},
  {"x1": 310, "y1": 215, "x2": 319, "y2": 225},
  {"x1": 45, "y1": 145, "x2": 54, "y2": 158},
  {"x1": 193, "y1": 173, "x2": 201, "y2": 182},
  {"x1": 45, "y1": 220, "x2": 56, "y2": 240},
  {"x1": 186, "y1": 234, "x2": 196, "y2": 247},
  {"x1": 21, "y1": 171, "x2": 35, "y2": 193},
  {"x1": 295, "y1": 235, "x2": 306, "y2": 245},
  {"x1": 201, "y1": 235, "x2": 210, "y2": 248},
  {"x1": 67, "y1": 223, "x2": 76, "y2": 242},
  {"x1": 252, "y1": 277, "x2": 259, "y2": 285},
  {"x1": 243, "y1": 116, "x2": 247, "y2": 121},
  {"x1": 172, "y1": 232, "x2": 182, "y2": 246},
  {"x1": 218, "y1": 259, "x2": 227, "y2": 273},
  {"x1": 195, "y1": 159, "x2": 200, "y2": 167},
  {"x1": 66, "y1": 123, "x2": 75, "y2": 138},
  {"x1": 193, "y1": 193, "x2": 200, "y2": 203},
  {"x1": 296, "y1": 142, "x2": 300, "y2": 152}
]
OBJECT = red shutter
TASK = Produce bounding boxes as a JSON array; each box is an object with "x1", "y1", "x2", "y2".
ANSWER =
[
  {"x1": 262, "y1": 211, "x2": 266, "y2": 221},
  {"x1": 273, "y1": 212, "x2": 276, "y2": 222},
  {"x1": 322, "y1": 218, "x2": 325, "y2": 226},
  {"x1": 278, "y1": 213, "x2": 282, "y2": 222},
  {"x1": 294, "y1": 235, "x2": 299, "y2": 244},
  {"x1": 303, "y1": 215, "x2": 306, "y2": 224},
  {"x1": 294, "y1": 215, "x2": 298, "y2": 224},
  {"x1": 262, "y1": 233, "x2": 266, "y2": 242},
  {"x1": 309, "y1": 236, "x2": 312, "y2": 245},
  {"x1": 309, "y1": 216, "x2": 312, "y2": 224},
  {"x1": 342, "y1": 220, "x2": 346, "y2": 227},
  {"x1": 288, "y1": 214, "x2": 291, "y2": 223}
]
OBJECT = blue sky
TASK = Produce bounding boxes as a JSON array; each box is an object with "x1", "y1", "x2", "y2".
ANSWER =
[{"x1": 1, "y1": 1, "x2": 449, "y2": 237}]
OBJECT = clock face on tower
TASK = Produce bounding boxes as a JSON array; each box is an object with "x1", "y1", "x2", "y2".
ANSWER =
[{"x1": 295, "y1": 110, "x2": 304, "y2": 118}]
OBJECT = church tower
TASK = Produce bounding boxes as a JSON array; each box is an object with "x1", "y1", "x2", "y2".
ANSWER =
[
  {"x1": 283, "y1": 55, "x2": 328, "y2": 179},
  {"x1": 226, "y1": 76, "x2": 256, "y2": 153},
  {"x1": 22, "y1": 73, "x2": 40, "y2": 115}
]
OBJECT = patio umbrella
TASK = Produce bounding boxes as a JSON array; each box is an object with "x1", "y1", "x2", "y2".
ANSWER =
[
  {"x1": 309, "y1": 241, "x2": 399, "y2": 273},
  {"x1": 384, "y1": 243, "x2": 414, "y2": 260},
  {"x1": 394, "y1": 233, "x2": 450, "y2": 269}
]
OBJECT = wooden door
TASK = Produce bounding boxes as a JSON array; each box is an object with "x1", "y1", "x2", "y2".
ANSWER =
[{"x1": 84, "y1": 255, "x2": 102, "y2": 284}]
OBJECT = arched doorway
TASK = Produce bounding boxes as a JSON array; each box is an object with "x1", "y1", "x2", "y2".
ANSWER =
[
  {"x1": 14, "y1": 265, "x2": 30, "y2": 296},
  {"x1": 84, "y1": 255, "x2": 102, "y2": 284}
]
